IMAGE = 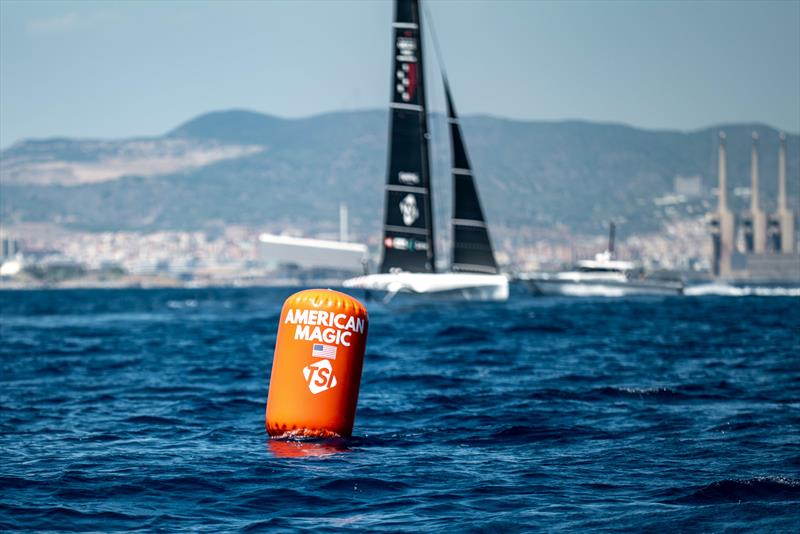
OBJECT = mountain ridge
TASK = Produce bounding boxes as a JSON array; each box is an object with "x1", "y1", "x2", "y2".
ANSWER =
[
  {"x1": 5, "y1": 107, "x2": 797, "y2": 151},
  {"x1": 1, "y1": 109, "x2": 798, "y2": 236}
]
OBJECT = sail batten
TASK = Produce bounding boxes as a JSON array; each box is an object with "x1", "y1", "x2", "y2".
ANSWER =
[
  {"x1": 384, "y1": 224, "x2": 430, "y2": 235},
  {"x1": 389, "y1": 103, "x2": 423, "y2": 111},
  {"x1": 380, "y1": 0, "x2": 436, "y2": 274},
  {"x1": 386, "y1": 184, "x2": 428, "y2": 194},
  {"x1": 452, "y1": 218, "x2": 487, "y2": 228},
  {"x1": 445, "y1": 78, "x2": 499, "y2": 275}
]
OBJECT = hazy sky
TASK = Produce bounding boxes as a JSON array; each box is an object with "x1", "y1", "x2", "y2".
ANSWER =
[{"x1": 1, "y1": 0, "x2": 798, "y2": 148}]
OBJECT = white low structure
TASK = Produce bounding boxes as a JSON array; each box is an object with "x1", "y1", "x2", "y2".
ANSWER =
[
  {"x1": 258, "y1": 234, "x2": 367, "y2": 271},
  {"x1": 0, "y1": 260, "x2": 22, "y2": 277}
]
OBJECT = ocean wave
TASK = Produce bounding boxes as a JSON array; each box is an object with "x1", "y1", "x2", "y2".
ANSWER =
[
  {"x1": 508, "y1": 323, "x2": 569, "y2": 334},
  {"x1": 123, "y1": 415, "x2": 182, "y2": 425},
  {"x1": 166, "y1": 299, "x2": 199, "y2": 309},
  {"x1": 591, "y1": 386, "x2": 682, "y2": 400},
  {"x1": 434, "y1": 325, "x2": 492, "y2": 342},
  {"x1": 318, "y1": 477, "x2": 413, "y2": 493},
  {"x1": 665, "y1": 477, "x2": 800, "y2": 504},
  {"x1": 457, "y1": 424, "x2": 612, "y2": 444}
]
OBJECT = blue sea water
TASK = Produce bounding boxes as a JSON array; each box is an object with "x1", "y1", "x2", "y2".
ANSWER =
[{"x1": 1, "y1": 287, "x2": 799, "y2": 532}]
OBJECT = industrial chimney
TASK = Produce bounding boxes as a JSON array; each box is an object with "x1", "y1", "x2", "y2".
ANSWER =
[
  {"x1": 772, "y1": 133, "x2": 796, "y2": 253},
  {"x1": 743, "y1": 132, "x2": 767, "y2": 253},
  {"x1": 710, "y1": 131, "x2": 735, "y2": 276}
]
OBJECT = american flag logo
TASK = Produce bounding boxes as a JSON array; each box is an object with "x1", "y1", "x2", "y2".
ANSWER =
[{"x1": 312, "y1": 343, "x2": 337, "y2": 360}]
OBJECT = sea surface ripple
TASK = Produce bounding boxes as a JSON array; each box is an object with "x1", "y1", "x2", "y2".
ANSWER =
[{"x1": 1, "y1": 287, "x2": 799, "y2": 531}]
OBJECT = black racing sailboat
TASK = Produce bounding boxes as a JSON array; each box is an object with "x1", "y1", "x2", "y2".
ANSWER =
[{"x1": 344, "y1": 0, "x2": 507, "y2": 301}]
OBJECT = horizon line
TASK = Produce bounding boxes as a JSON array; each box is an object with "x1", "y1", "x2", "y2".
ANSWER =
[{"x1": 2, "y1": 107, "x2": 798, "y2": 150}]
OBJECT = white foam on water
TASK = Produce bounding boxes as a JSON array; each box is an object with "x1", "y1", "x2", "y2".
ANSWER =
[
  {"x1": 685, "y1": 284, "x2": 800, "y2": 297},
  {"x1": 557, "y1": 284, "x2": 627, "y2": 297},
  {"x1": 166, "y1": 299, "x2": 199, "y2": 309}
]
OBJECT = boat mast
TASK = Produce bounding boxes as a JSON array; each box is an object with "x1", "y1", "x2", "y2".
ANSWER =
[{"x1": 607, "y1": 222, "x2": 616, "y2": 258}]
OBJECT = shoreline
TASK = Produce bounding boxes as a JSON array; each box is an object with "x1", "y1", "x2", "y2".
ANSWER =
[{"x1": 0, "y1": 276, "x2": 348, "y2": 291}]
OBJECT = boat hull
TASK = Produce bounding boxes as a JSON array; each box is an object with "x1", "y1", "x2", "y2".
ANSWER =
[
  {"x1": 343, "y1": 272, "x2": 509, "y2": 302},
  {"x1": 523, "y1": 276, "x2": 683, "y2": 297}
]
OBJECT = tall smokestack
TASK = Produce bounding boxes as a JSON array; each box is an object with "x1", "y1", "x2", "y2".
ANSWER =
[
  {"x1": 778, "y1": 132, "x2": 787, "y2": 212},
  {"x1": 751, "y1": 132, "x2": 760, "y2": 213},
  {"x1": 773, "y1": 132, "x2": 796, "y2": 253},
  {"x1": 711, "y1": 131, "x2": 735, "y2": 276},
  {"x1": 746, "y1": 131, "x2": 766, "y2": 253},
  {"x1": 718, "y1": 131, "x2": 728, "y2": 212}
]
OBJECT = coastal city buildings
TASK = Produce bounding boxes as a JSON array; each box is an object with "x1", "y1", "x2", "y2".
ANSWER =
[
  {"x1": 1, "y1": 215, "x2": 713, "y2": 288},
  {"x1": 1, "y1": 131, "x2": 796, "y2": 288}
]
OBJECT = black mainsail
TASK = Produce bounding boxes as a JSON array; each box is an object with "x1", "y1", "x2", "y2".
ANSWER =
[
  {"x1": 380, "y1": 0, "x2": 436, "y2": 274},
  {"x1": 445, "y1": 79, "x2": 499, "y2": 274}
]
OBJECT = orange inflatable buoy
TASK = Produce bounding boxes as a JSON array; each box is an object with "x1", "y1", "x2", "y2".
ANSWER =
[{"x1": 266, "y1": 289, "x2": 368, "y2": 438}]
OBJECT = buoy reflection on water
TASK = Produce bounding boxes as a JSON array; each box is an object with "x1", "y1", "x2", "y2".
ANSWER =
[{"x1": 267, "y1": 438, "x2": 350, "y2": 459}]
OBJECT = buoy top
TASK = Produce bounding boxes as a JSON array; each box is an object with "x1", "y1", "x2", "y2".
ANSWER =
[
  {"x1": 283, "y1": 289, "x2": 368, "y2": 326},
  {"x1": 284, "y1": 288, "x2": 368, "y2": 321}
]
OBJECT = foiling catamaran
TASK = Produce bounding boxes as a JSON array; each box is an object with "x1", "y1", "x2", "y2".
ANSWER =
[{"x1": 343, "y1": 0, "x2": 508, "y2": 302}]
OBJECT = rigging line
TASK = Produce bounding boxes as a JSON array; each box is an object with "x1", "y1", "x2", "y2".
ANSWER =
[
  {"x1": 423, "y1": 2, "x2": 449, "y2": 84},
  {"x1": 422, "y1": 2, "x2": 446, "y2": 145},
  {"x1": 421, "y1": 1, "x2": 449, "y2": 265}
]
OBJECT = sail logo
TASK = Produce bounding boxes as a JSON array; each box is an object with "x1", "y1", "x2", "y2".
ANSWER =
[
  {"x1": 285, "y1": 308, "x2": 365, "y2": 347},
  {"x1": 396, "y1": 36, "x2": 417, "y2": 61},
  {"x1": 399, "y1": 194, "x2": 419, "y2": 226},
  {"x1": 303, "y1": 358, "x2": 337, "y2": 395},
  {"x1": 395, "y1": 62, "x2": 417, "y2": 102},
  {"x1": 398, "y1": 171, "x2": 419, "y2": 185},
  {"x1": 384, "y1": 237, "x2": 428, "y2": 251}
]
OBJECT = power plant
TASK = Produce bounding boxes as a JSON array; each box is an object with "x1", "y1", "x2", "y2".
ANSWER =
[{"x1": 711, "y1": 131, "x2": 799, "y2": 282}]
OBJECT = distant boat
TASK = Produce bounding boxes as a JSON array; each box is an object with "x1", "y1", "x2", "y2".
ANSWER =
[
  {"x1": 344, "y1": 0, "x2": 508, "y2": 302},
  {"x1": 519, "y1": 223, "x2": 684, "y2": 297}
]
